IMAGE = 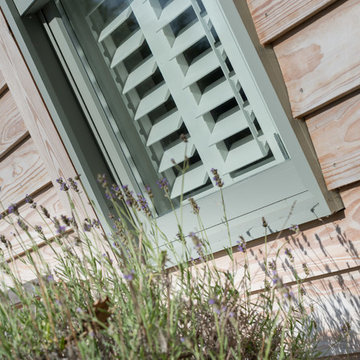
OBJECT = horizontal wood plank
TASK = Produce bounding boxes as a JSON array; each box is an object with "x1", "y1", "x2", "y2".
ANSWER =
[
  {"x1": 246, "y1": 0, "x2": 337, "y2": 45},
  {"x1": 0, "y1": 138, "x2": 50, "y2": 207},
  {"x1": 274, "y1": 0, "x2": 360, "y2": 118},
  {"x1": 0, "y1": 11, "x2": 96, "y2": 220},
  {"x1": 0, "y1": 186, "x2": 68, "y2": 260},
  {"x1": 0, "y1": 91, "x2": 28, "y2": 158},
  {"x1": 306, "y1": 93, "x2": 360, "y2": 190}
]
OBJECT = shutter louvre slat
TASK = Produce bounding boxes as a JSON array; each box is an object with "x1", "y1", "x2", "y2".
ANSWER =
[
  {"x1": 98, "y1": 7, "x2": 133, "y2": 42},
  {"x1": 209, "y1": 105, "x2": 252, "y2": 145},
  {"x1": 134, "y1": 83, "x2": 170, "y2": 120},
  {"x1": 111, "y1": 30, "x2": 145, "y2": 68},
  {"x1": 224, "y1": 137, "x2": 269, "y2": 174},
  {"x1": 159, "y1": 140, "x2": 195, "y2": 172},
  {"x1": 169, "y1": 19, "x2": 207, "y2": 60},
  {"x1": 170, "y1": 165, "x2": 208, "y2": 198},
  {"x1": 197, "y1": 75, "x2": 238, "y2": 117},
  {"x1": 123, "y1": 57, "x2": 157, "y2": 94},
  {"x1": 183, "y1": 46, "x2": 223, "y2": 89},
  {"x1": 147, "y1": 111, "x2": 183, "y2": 146},
  {"x1": 157, "y1": 0, "x2": 192, "y2": 31}
]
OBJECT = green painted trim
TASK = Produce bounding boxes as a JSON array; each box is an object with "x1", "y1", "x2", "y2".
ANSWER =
[
  {"x1": 12, "y1": 0, "x2": 49, "y2": 15},
  {"x1": 1, "y1": 0, "x2": 113, "y2": 233}
]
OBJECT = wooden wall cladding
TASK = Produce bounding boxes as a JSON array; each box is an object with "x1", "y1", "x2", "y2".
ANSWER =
[
  {"x1": 0, "y1": 9, "x2": 96, "y2": 264},
  {"x1": 0, "y1": 186, "x2": 67, "y2": 261},
  {"x1": 294, "y1": 269, "x2": 360, "y2": 356},
  {"x1": 202, "y1": 184, "x2": 360, "y2": 354},
  {"x1": 0, "y1": 138, "x2": 50, "y2": 207},
  {"x1": 206, "y1": 182, "x2": 360, "y2": 292},
  {"x1": 0, "y1": 10, "x2": 95, "y2": 220},
  {"x1": 0, "y1": 90, "x2": 28, "y2": 158},
  {"x1": 1, "y1": 241, "x2": 65, "y2": 287},
  {"x1": 274, "y1": 0, "x2": 360, "y2": 118},
  {"x1": 246, "y1": 0, "x2": 337, "y2": 45},
  {"x1": 307, "y1": 93, "x2": 360, "y2": 190}
]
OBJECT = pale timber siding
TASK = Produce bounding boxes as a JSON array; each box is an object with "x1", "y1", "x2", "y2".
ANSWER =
[{"x1": 0, "y1": 9, "x2": 94, "y2": 282}]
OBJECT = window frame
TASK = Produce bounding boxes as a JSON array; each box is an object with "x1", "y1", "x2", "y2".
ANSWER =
[{"x1": 1, "y1": 0, "x2": 343, "y2": 256}]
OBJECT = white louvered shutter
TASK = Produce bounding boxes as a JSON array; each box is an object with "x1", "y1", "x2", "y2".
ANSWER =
[{"x1": 89, "y1": 0, "x2": 287, "y2": 203}]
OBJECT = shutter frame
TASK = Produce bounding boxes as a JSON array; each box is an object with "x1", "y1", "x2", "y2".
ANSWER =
[{"x1": 28, "y1": 0, "x2": 343, "y2": 252}]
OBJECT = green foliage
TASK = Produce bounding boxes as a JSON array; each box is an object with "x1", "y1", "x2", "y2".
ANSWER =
[{"x1": 0, "y1": 175, "x2": 323, "y2": 359}]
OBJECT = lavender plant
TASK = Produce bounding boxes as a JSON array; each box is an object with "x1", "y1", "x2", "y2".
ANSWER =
[{"x1": 0, "y1": 173, "x2": 323, "y2": 359}]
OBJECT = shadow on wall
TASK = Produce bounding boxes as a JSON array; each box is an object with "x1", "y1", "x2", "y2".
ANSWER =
[
  {"x1": 211, "y1": 190, "x2": 360, "y2": 357},
  {"x1": 307, "y1": 268, "x2": 360, "y2": 357}
]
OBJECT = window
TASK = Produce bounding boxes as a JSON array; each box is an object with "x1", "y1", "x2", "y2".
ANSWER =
[{"x1": 41, "y1": 0, "x2": 339, "y2": 253}]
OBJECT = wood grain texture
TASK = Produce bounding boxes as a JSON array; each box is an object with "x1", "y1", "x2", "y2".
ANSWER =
[
  {"x1": 0, "y1": 186, "x2": 68, "y2": 260},
  {"x1": 306, "y1": 93, "x2": 360, "y2": 190},
  {"x1": 0, "y1": 138, "x2": 50, "y2": 207},
  {"x1": 0, "y1": 10, "x2": 96, "y2": 220},
  {"x1": 246, "y1": 0, "x2": 337, "y2": 45},
  {"x1": 202, "y1": 183, "x2": 360, "y2": 293},
  {"x1": 274, "y1": 0, "x2": 360, "y2": 118},
  {"x1": 0, "y1": 90, "x2": 28, "y2": 158}
]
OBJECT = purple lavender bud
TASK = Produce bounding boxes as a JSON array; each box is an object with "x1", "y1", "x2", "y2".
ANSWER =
[
  {"x1": 157, "y1": 178, "x2": 169, "y2": 190},
  {"x1": 83, "y1": 222, "x2": 92, "y2": 232},
  {"x1": 25, "y1": 194, "x2": 34, "y2": 204},
  {"x1": 56, "y1": 225, "x2": 66, "y2": 235}
]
